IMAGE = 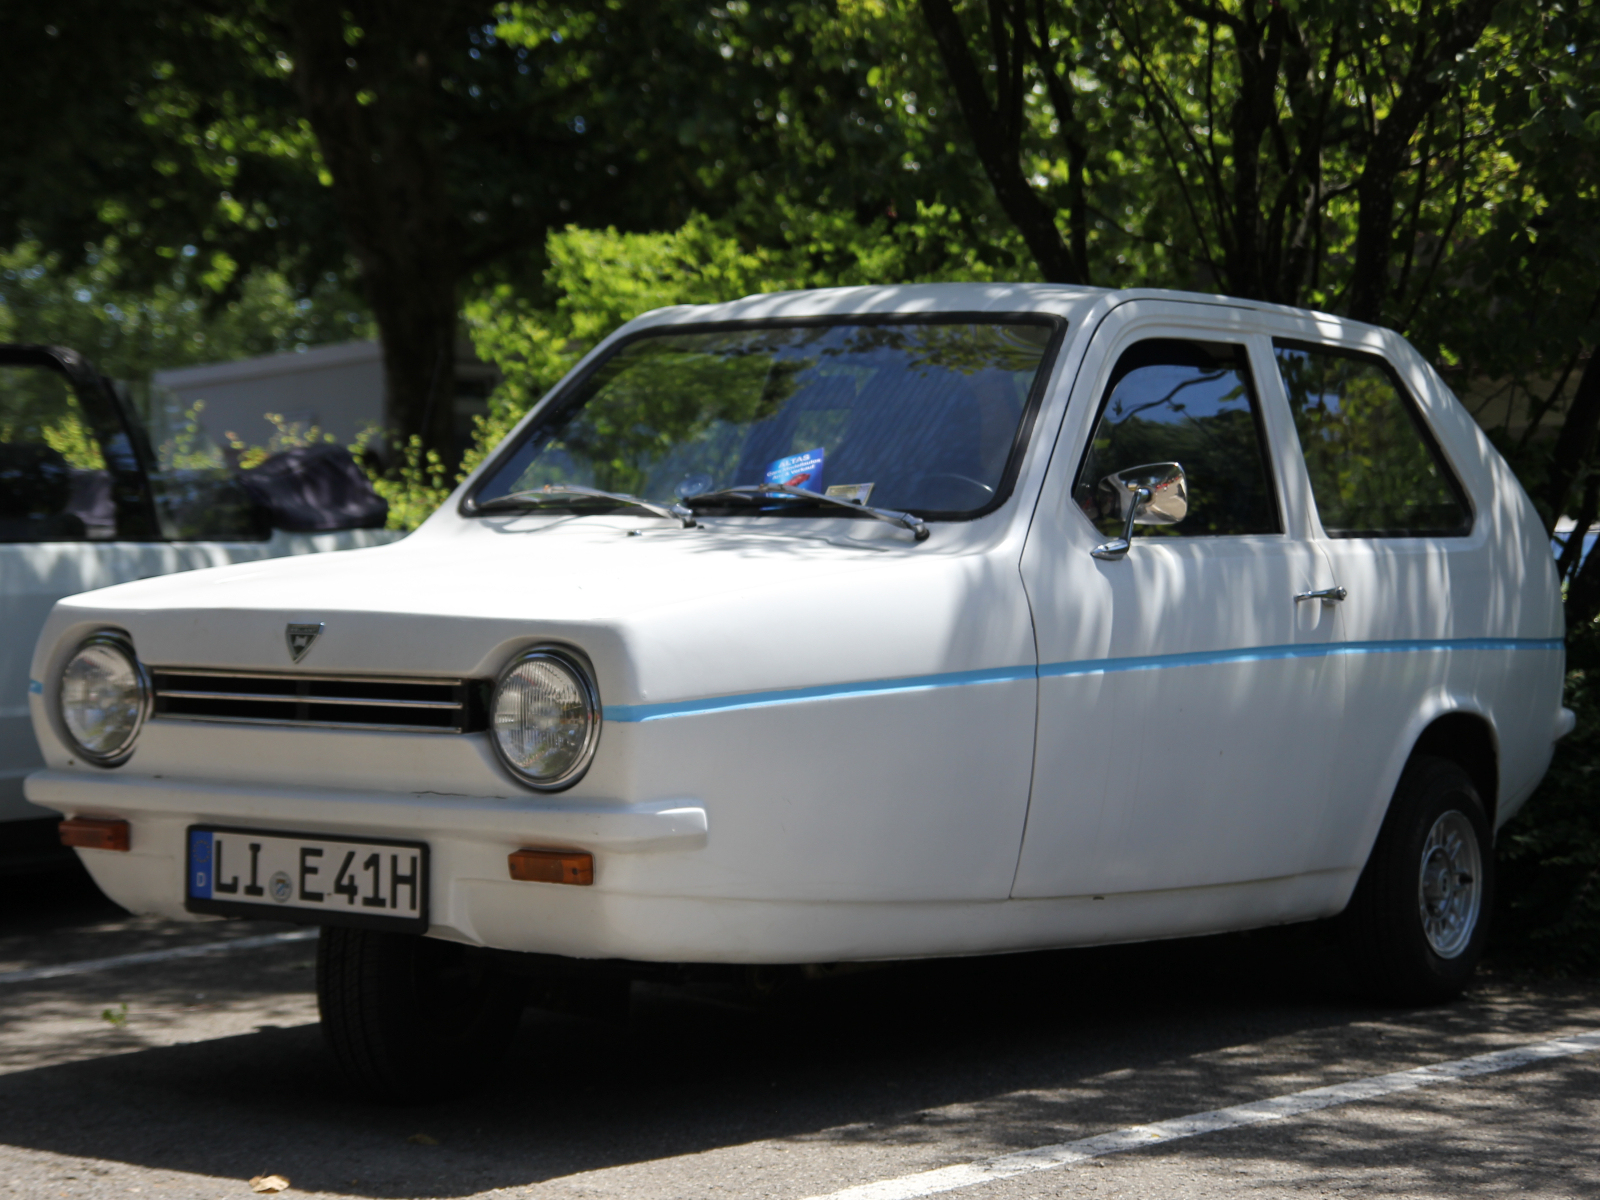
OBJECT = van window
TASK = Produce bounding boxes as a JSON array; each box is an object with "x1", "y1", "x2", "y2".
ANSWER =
[
  {"x1": 1074, "y1": 338, "x2": 1279, "y2": 537},
  {"x1": 1273, "y1": 342, "x2": 1470, "y2": 537},
  {"x1": 0, "y1": 363, "x2": 117, "y2": 542},
  {"x1": 136, "y1": 383, "x2": 269, "y2": 540}
]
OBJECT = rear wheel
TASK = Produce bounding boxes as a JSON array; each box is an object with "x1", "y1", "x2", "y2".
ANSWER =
[
  {"x1": 316, "y1": 926, "x2": 521, "y2": 1100},
  {"x1": 1341, "y1": 755, "x2": 1493, "y2": 1004}
]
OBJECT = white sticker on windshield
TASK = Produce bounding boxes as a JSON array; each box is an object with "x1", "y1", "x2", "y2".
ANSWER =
[
  {"x1": 824, "y1": 483, "x2": 875, "y2": 506},
  {"x1": 766, "y1": 448, "x2": 825, "y2": 491}
]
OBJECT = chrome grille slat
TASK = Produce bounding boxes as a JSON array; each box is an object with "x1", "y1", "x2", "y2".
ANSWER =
[
  {"x1": 153, "y1": 713, "x2": 464, "y2": 735},
  {"x1": 154, "y1": 689, "x2": 462, "y2": 711},
  {"x1": 150, "y1": 668, "x2": 454, "y2": 687},
  {"x1": 148, "y1": 668, "x2": 486, "y2": 734}
]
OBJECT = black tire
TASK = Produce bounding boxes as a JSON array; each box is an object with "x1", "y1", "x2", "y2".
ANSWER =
[
  {"x1": 316, "y1": 926, "x2": 522, "y2": 1100},
  {"x1": 1340, "y1": 755, "x2": 1494, "y2": 1005}
]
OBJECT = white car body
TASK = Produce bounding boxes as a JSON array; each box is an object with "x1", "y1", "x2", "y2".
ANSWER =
[{"x1": 24, "y1": 285, "x2": 1568, "y2": 964}]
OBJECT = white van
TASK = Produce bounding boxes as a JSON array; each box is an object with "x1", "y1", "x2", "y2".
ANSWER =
[{"x1": 1, "y1": 344, "x2": 393, "y2": 844}]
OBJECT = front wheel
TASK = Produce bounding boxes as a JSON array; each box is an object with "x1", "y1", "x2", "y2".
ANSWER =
[
  {"x1": 1340, "y1": 755, "x2": 1493, "y2": 1005},
  {"x1": 316, "y1": 926, "x2": 521, "y2": 1099}
]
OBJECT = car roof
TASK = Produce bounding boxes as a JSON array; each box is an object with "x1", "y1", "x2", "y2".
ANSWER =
[{"x1": 621, "y1": 282, "x2": 1363, "y2": 332}]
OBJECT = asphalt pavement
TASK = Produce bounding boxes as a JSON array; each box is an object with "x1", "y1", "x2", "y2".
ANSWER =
[{"x1": 1, "y1": 862, "x2": 1596, "y2": 1200}]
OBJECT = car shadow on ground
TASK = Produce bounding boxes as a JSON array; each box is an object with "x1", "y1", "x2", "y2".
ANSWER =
[{"x1": 4, "y1": 918, "x2": 1593, "y2": 1199}]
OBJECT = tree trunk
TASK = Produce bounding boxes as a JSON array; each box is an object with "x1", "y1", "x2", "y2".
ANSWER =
[
  {"x1": 919, "y1": 0, "x2": 1084, "y2": 284},
  {"x1": 281, "y1": 0, "x2": 466, "y2": 466},
  {"x1": 1345, "y1": 0, "x2": 1497, "y2": 325},
  {"x1": 1545, "y1": 349, "x2": 1600, "y2": 530}
]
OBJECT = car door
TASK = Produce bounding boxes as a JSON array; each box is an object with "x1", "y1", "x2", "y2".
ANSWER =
[
  {"x1": 1013, "y1": 300, "x2": 1347, "y2": 900},
  {"x1": 1259, "y1": 327, "x2": 1487, "y2": 873}
]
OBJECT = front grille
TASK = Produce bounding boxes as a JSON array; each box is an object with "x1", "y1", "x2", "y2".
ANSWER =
[{"x1": 150, "y1": 669, "x2": 487, "y2": 734}]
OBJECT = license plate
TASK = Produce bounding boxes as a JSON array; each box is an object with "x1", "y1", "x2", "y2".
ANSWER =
[{"x1": 185, "y1": 826, "x2": 429, "y2": 931}]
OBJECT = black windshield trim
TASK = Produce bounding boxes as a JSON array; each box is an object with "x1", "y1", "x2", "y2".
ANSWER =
[{"x1": 460, "y1": 312, "x2": 1069, "y2": 524}]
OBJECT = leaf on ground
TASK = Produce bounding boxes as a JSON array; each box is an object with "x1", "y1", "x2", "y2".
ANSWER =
[
  {"x1": 248, "y1": 1174, "x2": 290, "y2": 1193},
  {"x1": 407, "y1": 1133, "x2": 440, "y2": 1146}
]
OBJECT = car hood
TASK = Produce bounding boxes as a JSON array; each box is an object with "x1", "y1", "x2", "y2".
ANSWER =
[{"x1": 37, "y1": 517, "x2": 1037, "y2": 708}]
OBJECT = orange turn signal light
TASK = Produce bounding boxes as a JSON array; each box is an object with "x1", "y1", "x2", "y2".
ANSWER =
[
  {"x1": 508, "y1": 847, "x2": 593, "y2": 886},
  {"x1": 59, "y1": 817, "x2": 130, "y2": 852}
]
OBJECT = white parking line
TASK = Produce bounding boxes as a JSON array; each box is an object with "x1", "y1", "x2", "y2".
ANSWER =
[
  {"x1": 807, "y1": 1029, "x2": 1600, "y2": 1200},
  {"x1": 0, "y1": 928, "x2": 318, "y2": 985}
]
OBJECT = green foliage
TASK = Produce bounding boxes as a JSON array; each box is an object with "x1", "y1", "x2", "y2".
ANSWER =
[
  {"x1": 335, "y1": 207, "x2": 1034, "y2": 531},
  {"x1": 0, "y1": 240, "x2": 372, "y2": 386},
  {"x1": 0, "y1": 364, "x2": 105, "y2": 470},
  {"x1": 1495, "y1": 664, "x2": 1600, "y2": 976},
  {"x1": 369, "y1": 435, "x2": 457, "y2": 533},
  {"x1": 467, "y1": 216, "x2": 784, "y2": 424},
  {"x1": 467, "y1": 206, "x2": 1030, "y2": 434},
  {"x1": 217, "y1": 410, "x2": 366, "y2": 472}
]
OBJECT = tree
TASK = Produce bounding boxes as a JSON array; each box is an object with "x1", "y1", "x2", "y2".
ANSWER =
[
  {"x1": 4, "y1": 0, "x2": 987, "y2": 465},
  {"x1": 888, "y1": 3, "x2": 1600, "y2": 577},
  {"x1": 276, "y1": 1, "x2": 480, "y2": 462},
  {"x1": 0, "y1": 0, "x2": 347, "y2": 297},
  {"x1": 916, "y1": 0, "x2": 1091, "y2": 283},
  {"x1": 899, "y1": 0, "x2": 1512, "y2": 321}
]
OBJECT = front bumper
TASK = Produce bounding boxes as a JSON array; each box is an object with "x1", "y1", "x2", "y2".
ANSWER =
[{"x1": 24, "y1": 769, "x2": 707, "y2": 951}]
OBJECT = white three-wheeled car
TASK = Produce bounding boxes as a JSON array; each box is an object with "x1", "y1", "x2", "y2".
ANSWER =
[{"x1": 24, "y1": 286, "x2": 1569, "y2": 1094}]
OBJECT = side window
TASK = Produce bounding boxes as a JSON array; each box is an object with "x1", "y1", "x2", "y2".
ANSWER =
[
  {"x1": 0, "y1": 363, "x2": 117, "y2": 542},
  {"x1": 1074, "y1": 338, "x2": 1280, "y2": 537},
  {"x1": 1273, "y1": 342, "x2": 1471, "y2": 537},
  {"x1": 138, "y1": 384, "x2": 269, "y2": 541}
]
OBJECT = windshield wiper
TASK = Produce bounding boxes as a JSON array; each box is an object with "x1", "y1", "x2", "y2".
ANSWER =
[
  {"x1": 473, "y1": 484, "x2": 697, "y2": 528},
  {"x1": 682, "y1": 484, "x2": 928, "y2": 542}
]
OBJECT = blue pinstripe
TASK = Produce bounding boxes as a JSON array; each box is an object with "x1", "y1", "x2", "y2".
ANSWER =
[{"x1": 604, "y1": 637, "x2": 1563, "y2": 723}]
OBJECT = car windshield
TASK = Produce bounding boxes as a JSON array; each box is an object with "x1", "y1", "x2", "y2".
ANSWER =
[{"x1": 471, "y1": 319, "x2": 1059, "y2": 519}]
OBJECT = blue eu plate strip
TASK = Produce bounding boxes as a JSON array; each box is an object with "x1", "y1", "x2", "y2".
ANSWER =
[
  {"x1": 605, "y1": 637, "x2": 1563, "y2": 723},
  {"x1": 187, "y1": 830, "x2": 213, "y2": 899}
]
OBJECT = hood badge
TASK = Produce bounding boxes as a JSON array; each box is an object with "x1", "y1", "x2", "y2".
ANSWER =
[{"x1": 286, "y1": 623, "x2": 324, "y2": 664}]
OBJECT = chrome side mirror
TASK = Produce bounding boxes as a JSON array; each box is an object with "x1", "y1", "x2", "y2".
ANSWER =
[{"x1": 1090, "y1": 462, "x2": 1187, "y2": 560}]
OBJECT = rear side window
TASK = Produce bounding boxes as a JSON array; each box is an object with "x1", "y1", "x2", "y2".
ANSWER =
[
  {"x1": 1273, "y1": 342, "x2": 1470, "y2": 537},
  {"x1": 1074, "y1": 338, "x2": 1280, "y2": 537}
]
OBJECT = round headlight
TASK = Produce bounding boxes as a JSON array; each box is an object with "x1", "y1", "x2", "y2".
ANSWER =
[
  {"x1": 490, "y1": 648, "x2": 600, "y2": 790},
  {"x1": 58, "y1": 633, "x2": 149, "y2": 766}
]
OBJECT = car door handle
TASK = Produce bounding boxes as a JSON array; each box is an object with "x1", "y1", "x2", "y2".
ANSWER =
[{"x1": 1294, "y1": 586, "x2": 1348, "y2": 604}]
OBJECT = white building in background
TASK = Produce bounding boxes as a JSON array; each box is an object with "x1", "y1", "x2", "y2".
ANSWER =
[{"x1": 152, "y1": 340, "x2": 498, "y2": 458}]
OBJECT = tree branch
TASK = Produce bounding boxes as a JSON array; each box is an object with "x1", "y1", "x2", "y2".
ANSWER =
[{"x1": 919, "y1": 0, "x2": 1081, "y2": 282}]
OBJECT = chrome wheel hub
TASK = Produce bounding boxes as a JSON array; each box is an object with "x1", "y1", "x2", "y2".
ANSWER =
[{"x1": 1417, "y1": 810, "x2": 1482, "y2": 959}]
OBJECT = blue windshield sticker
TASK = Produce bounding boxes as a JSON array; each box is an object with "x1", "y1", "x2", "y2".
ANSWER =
[
  {"x1": 188, "y1": 829, "x2": 213, "y2": 899},
  {"x1": 766, "y1": 448, "x2": 825, "y2": 492}
]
